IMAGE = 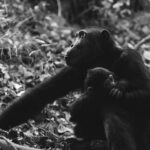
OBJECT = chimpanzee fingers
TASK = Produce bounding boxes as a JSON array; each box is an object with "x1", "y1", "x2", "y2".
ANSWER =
[{"x1": 110, "y1": 88, "x2": 122, "y2": 99}]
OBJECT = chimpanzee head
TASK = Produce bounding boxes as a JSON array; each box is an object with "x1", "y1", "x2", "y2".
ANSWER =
[
  {"x1": 65, "y1": 28, "x2": 117, "y2": 68},
  {"x1": 85, "y1": 67, "x2": 114, "y2": 90}
]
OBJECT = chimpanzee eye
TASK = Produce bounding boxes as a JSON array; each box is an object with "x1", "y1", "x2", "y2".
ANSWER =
[{"x1": 78, "y1": 30, "x2": 87, "y2": 38}]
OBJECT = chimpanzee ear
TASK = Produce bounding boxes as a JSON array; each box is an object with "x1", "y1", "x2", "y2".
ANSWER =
[{"x1": 100, "y1": 29, "x2": 110, "y2": 40}]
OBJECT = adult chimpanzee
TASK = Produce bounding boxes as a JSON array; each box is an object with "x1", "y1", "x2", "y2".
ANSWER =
[
  {"x1": 66, "y1": 29, "x2": 150, "y2": 150},
  {"x1": 70, "y1": 61, "x2": 150, "y2": 150},
  {"x1": 0, "y1": 28, "x2": 123, "y2": 130}
]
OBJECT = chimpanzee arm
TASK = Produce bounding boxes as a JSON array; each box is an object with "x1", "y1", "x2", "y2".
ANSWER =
[
  {"x1": 124, "y1": 89, "x2": 150, "y2": 104},
  {"x1": 0, "y1": 66, "x2": 87, "y2": 130},
  {"x1": 107, "y1": 78, "x2": 150, "y2": 107},
  {"x1": 110, "y1": 85, "x2": 150, "y2": 108}
]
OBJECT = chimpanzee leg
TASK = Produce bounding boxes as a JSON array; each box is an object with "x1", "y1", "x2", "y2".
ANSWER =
[{"x1": 103, "y1": 109, "x2": 136, "y2": 150}]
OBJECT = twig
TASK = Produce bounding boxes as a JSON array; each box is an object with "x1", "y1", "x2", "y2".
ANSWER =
[
  {"x1": 57, "y1": 0, "x2": 62, "y2": 17},
  {"x1": 134, "y1": 34, "x2": 150, "y2": 49},
  {"x1": 15, "y1": 16, "x2": 33, "y2": 29},
  {"x1": 0, "y1": 137, "x2": 42, "y2": 150},
  {"x1": 72, "y1": 7, "x2": 92, "y2": 22},
  {"x1": 3, "y1": 0, "x2": 8, "y2": 14},
  {"x1": 0, "y1": 136, "x2": 17, "y2": 150}
]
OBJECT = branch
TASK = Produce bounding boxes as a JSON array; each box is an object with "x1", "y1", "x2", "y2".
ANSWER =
[
  {"x1": 134, "y1": 34, "x2": 150, "y2": 49},
  {"x1": 57, "y1": 0, "x2": 62, "y2": 17},
  {"x1": 0, "y1": 137, "x2": 42, "y2": 150}
]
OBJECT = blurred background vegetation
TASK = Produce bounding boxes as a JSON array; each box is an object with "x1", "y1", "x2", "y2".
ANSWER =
[{"x1": 0, "y1": 0, "x2": 150, "y2": 149}]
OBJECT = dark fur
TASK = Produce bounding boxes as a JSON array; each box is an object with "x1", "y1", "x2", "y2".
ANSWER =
[
  {"x1": 70, "y1": 57, "x2": 150, "y2": 150},
  {"x1": 66, "y1": 28, "x2": 150, "y2": 149},
  {"x1": 70, "y1": 68, "x2": 113, "y2": 140},
  {"x1": 66, "y1": 28, "x2": 122, "y2": 69},
  {"x1": 70, "y1": 67, "x2": 135, "y2": 150},
  {"x1": 112, "y1": 49, "x2": 150, "y2": 114}
]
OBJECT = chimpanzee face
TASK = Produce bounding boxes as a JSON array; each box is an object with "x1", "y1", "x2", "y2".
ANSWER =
[
  {"x1": 65, "y1": 29, "x2": 91, "y2": 67},
  {"x1": 65, "y1": 28, "x2": 111, "y2": 68},
  {"x1": 85, "y1": 67, "x2": 114, "y2": 90}
]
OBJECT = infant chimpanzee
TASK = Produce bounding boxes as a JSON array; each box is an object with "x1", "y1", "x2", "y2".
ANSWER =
[
  {"x1": 70, "y1": 67, "x2": 114, "y2": 141},
  {"x1": 70, "y1": 67, "x2": 150, "y2": 150}
]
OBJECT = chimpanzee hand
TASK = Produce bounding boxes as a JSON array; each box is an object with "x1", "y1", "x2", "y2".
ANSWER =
[
  {"x1": 104, "y1": 74, "x2": 129, "y2": 99},
  {"x1": 110, "y1": 79, "x2": 129, "y2": 99}
]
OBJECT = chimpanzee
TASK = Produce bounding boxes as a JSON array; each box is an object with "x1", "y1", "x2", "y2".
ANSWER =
[
  {"x1": 0, "y1": 28, "x2": 123, "y2": 130},
  {"x1": 70, "y1": 68, "x2": 150, "y2": 150},
  {"x1": 70, "y1": 64, "x2": 150, "y2": 150},
  {"x1": 65, "y1": 28, "x2": 150, "y2": 128},
  {"x1": 66, "y1": 29, "x2": 150, "y2": 150},
  {"x1": 70, "y1": 67, "x2": 114, "y2": 140}
]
